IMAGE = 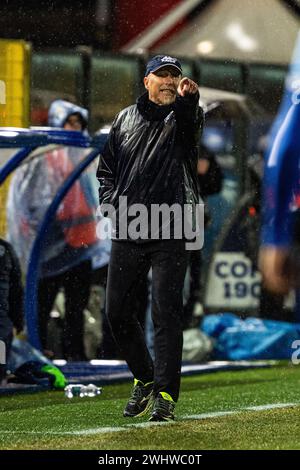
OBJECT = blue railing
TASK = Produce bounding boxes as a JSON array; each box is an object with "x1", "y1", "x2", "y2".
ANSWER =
[{"x1": 0, "y1": 128, "x2": 107, "y2": 349}]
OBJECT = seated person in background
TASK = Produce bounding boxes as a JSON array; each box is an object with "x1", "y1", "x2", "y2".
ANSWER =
[
  {"x1": 7, "y1": 100, "x2": 102, "y2": 361},
  {"x1": 243, "y1": 150, "x2": 285, "y2": 321},
  {"x1": 183, "y1": 144, "x2": 223, "y2": 329},
  {"x1": 0, "y1": 238, "x2": 23, "y2": 382}
]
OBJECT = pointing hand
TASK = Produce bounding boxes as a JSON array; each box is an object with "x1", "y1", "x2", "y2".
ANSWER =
[{"x1": 178, "y1": 78, "x2": 199, "y2": 97}]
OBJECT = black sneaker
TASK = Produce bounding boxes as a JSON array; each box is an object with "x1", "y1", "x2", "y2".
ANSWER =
[
  {"x1": 123, "y1": 379, "x2": 154, "y2": 417},
  {"x1": 149, "y1": 392, "x2": 175, "y2": 422}
]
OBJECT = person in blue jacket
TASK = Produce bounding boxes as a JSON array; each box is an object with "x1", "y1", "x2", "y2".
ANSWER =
[{"x1": 260, "y1": 103, "x2": 300, "y2": 298}]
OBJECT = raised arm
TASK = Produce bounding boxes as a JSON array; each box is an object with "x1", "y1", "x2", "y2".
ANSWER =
[{"x1": 175, "y1": 77, "x2": 204, "y2": 144}]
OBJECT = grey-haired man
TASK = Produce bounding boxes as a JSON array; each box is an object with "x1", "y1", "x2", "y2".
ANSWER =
[{"x1": 97, "y1": 55, "x2": 203, "y2": 421}]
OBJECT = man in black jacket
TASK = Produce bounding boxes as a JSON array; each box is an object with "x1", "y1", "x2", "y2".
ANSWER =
[
  {"x1": 97, "y1": 55, "x2": 203, "y2": 421},
  {"x1": 0, "y1": 239, "x2": 24, "y2": 382}
]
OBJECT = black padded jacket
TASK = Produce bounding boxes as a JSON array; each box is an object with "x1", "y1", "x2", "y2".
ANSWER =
[{"x1": 97, "y1": 91, "x2": 204, "y2": 240}]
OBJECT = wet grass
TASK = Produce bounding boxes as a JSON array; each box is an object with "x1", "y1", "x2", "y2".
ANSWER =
[{"x1": 0, "y1": 363, "x2": 299, "y2": 450}]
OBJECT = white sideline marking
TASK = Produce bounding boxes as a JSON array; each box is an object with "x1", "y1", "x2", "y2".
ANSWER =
[
  {"x1": 183, "y1": 402, "x2": 297, "y2": 421},
  {"x1": 0, "y1": 427, "x2": 126, "y2": 435},
  {"x1": 245, "y1": 403, "x2": 296, "y2": 411},
  {"x1": 72, "y1": 426, "x2": 125, "y2": 435},
  {"x1": 185, "y1": 411, "x2": 235, "y2": 420},
  {"x1": 0, "y1": 402, "x2": 298, "y2": 436}
]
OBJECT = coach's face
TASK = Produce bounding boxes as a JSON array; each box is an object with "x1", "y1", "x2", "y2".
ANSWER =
[{"x1": 144, "y1": 66, "x2": 181, "y2": 106}]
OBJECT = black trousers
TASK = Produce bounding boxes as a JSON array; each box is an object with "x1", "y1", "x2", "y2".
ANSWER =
[
  {"x1": 106, "y1": 239, "x2": 188, "y2": 401},
  {"x1": 100, "y1": 269, "x2": 149, "y2": 359},
  {"x1": 38, "y1": 260, "x2": 92, "y2": 360}
]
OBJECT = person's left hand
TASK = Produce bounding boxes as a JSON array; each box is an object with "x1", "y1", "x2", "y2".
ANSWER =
[
  {"x1": 178, "y1": 77, "x2": 199, "y2": 97},
  {"x1": 258, "y1": 246, "x2": 291, "y2": 295},
  {"x1": 197, "y1": 158, "x2": 210, "y2": 175}
]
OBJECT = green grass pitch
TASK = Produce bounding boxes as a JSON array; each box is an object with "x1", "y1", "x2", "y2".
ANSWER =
[{"x1": 1, "y1": 363, "x2": 300, "y2": 450}]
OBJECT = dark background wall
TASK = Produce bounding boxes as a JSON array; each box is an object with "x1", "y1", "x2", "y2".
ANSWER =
[
  {"x1": 1, "y1": 0, "x2": 300, "y2": 52},
  {"x1": 0, "y1": 0, "x2": 180, "y2": 50},
  {"x1": 0, "y1": 0, "x2": 197, "y2": 50},
  {"x1": 0, "y1": 0, "x2": 112, "y2": 49}
]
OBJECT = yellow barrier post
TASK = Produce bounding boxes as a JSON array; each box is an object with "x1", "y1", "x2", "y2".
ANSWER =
[{"x1": 0, "y1": 39, "x2": 31, "y2": 237}]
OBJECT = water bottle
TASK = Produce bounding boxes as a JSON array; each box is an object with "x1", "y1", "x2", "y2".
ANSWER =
[
  {"x1": 85, "y1": 383, "x2": 102, "y2": 397},
  {"x1": 64, "y1": 383, "x2": 102, "y2": 398},
  {"x1": 64, "y1": 384, "x2": 85, "y2": 398}
]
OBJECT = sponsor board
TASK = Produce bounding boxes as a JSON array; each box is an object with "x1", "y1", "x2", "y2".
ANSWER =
[{"x1": 205, "y1": 252, "x2": 261, "y2": 309}]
